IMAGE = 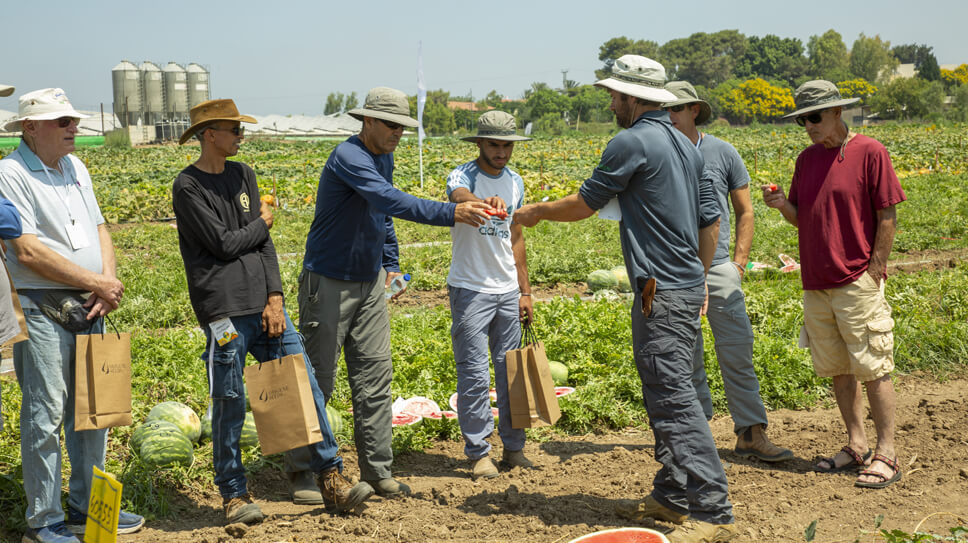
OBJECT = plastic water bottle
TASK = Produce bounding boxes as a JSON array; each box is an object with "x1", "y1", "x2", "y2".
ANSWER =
[{"x1": 386, "y1": 273, "x2": 411, "y2": 299}]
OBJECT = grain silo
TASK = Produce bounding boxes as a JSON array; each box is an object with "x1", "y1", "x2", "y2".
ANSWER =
[
  {"x1": 186, "y1": 63, "x2": 210, "y2": 107},
  {"x1": 111, "y1": 60, "x2": 142, "y2": 127},
  {"x1": 140, "y1": 61, "x2": 164, "y2": 125},
  {"x1": 162, "y1": 62, "x2": 189, "y2": 120}
]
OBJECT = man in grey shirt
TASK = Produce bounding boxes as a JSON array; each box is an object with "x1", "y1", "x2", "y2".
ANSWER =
[
  {"x1": 664, "y1": 81, "x2": 793, "y2": 463},
  {"x1": 515, "y1": 56, "x2": 736, "y2": 542}
]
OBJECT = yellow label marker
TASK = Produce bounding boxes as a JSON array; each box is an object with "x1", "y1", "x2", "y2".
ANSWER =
[{"x1": 85, "y1": 465, "x2": 122, "y2": 543}]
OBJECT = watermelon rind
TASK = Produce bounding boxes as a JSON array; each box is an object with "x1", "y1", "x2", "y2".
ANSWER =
[
  {"x1": 240, "y1": 412, "x2": 259, "y2": 449},
  {"x1": 325, "y1": 404, "x2": 343, "y2": 434},
  {"x1": 200, "y1": 405, "x2": 213, "y2": 442},
  {"x1": 568, "y1": 527, "x2": 670, "y2": 543},
  {"x1": 140, "y1": 431, "x2": 194, "y2": 469},
  {"x1": 610, "y1": 265, "x2": 632, "y2": 293},
  {"x1": 587, "y1": 269, "x2": 618, "y2": 292},
  {"x1": 548, "y1": 360, "x2": 569, "y2": 386},
  {"x1": 131, "y1": 419, "x2": 183, "y2": 455},
  {"x1": 147, "y1": 401, "x2": 202, "y2": 443}
]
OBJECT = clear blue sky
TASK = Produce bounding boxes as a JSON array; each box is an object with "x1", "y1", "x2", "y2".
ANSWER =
[{"x1": 2, "y1": 0, "x2": 964, "y2": 115}]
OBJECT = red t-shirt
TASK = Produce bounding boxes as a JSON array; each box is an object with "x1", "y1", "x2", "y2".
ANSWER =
[{"x1": 788, "y1": 134, "x2": 906, "y2": 290}]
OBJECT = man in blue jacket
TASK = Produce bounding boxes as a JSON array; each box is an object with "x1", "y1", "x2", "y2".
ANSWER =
[{"x1": 294, "y1": 87, "x2": 491, "y2": 498}]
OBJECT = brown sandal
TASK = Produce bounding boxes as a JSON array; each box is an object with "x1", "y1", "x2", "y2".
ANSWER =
[
  {"x1": 855, "y1": 454, "x2": 902, "y2": 489},
  {"x1": 813, "y1": 445, "x2": 872, "y2": 473}
]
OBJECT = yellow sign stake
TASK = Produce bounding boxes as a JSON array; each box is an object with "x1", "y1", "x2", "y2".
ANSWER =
[{"x1": 85, "y1": 465, "x2": 122, "y2": 543}]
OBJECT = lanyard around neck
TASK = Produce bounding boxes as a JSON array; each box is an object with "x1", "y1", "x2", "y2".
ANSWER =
[{"x1": 40, "y1": 159, "x2": 79, "y2": 225}]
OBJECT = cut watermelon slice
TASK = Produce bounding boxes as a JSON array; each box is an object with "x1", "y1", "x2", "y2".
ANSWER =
[
  {"x1": 400, "y1": 396, "x2": 441, "y2": 418},
  {"x1": 425, "y1": 410, "x2": 459, "y2": 420},
  {"x1": 568, "y1": 527, "x2": 670, "y2": 543},
  {"x1": 391, "y1": 412, "x2": 422, "y2": 427},
  {"x1": 555, "y1": 386, "x2": 576, "y2": 398}
]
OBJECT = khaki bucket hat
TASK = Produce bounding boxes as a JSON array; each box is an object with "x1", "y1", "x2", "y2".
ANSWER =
[
  {"x1": 663, "y1": 81, "x2": 712, "y2": 125},
  {"x1": 783, "y1": 80, "x2": 859, "y2": 119},
  {"x1": 4, "y1": 88, "x2": 89, "y2": 132},
  {"x1": 347, "y1": 87, "x2": 419, "y2": 128},
  {"x1": 0, "y1": 84, "x2": 13, "y2": 97},
  {"x1": 461, "y1": 110, "x2": 531, "y2": 142},
  {"x1": 179, "y1": 98, "x2": 257, "y2": 145},
  {"x1": 594, "y1": 55, "x2": 677, "y2": 104}
]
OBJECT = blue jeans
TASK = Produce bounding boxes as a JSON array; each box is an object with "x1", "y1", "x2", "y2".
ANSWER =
[
  {"x1": 202, "y1": 311, "x2": 341, "y2": 498},
  {"x1": 15, "y1": 308, "x2": 107, "y2": 529}
]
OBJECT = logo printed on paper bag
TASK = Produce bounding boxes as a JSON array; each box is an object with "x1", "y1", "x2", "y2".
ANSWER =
[
  {"x1": 259, "y1": 384, "x2": 289, "y2": 402},
  {"x1": 100, "y1": 361, "x2": 127, "y2": 375}
]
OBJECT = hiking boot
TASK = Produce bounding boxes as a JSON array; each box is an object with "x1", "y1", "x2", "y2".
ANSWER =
[
  {"x1": 500, "y1": 449, "x2": 534, "y2": 469},
  {"x1": 223, "y1": 494, "x2": 264, "y2": 525},
  {"x1": 471, "y1": 457, "x2": 499, "y2": 480},
  {"x1": 734, "y1": 424, "x2": 794, "y2": 463},
  {"x1": 66, "y1": 506, "x2": 145, "y2": 534},
  {"x1": 21, "y1": 522, "x2": 79, "y2": 543},
  {"x1": 615, "y1": 495, "x2": 688, "y2": 525},
  {"x1": 288, "y1": 470, "x2": 324, "y2": 505},
  {"x1": 667, "y1": 519, "x2": 738, "y2": 542},
  {"x1": 363, "y1": 477, "x2": 411, "y2": 498},
  {"x1": 317, "y1": 468, "x2": 375, "y2": 514}
]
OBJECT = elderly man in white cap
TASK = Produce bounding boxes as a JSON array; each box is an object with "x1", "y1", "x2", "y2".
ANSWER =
[
  {"x1": 764, "y1": 80, "x2": 905, "y2": 490},
  {"x1": 291, "y1": 87, "x2": 493, "y2": 499},
  {"x1": 446, "y1": 111, "x2": 534, "y2": 480},
  {"x1": 664, "y1": 81, "x2": 794, "y2": 465},
  {"x1": 515, "y1": 56, "x2": 736, "y2": 542},
  {"x1": 0, "y1": 88, "x2": 144, "y2": 543}
]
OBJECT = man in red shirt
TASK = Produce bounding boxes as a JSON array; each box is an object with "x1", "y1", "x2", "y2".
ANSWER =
[{"x1": 764, "y1": 80, "x2": 905, "y2": 490}]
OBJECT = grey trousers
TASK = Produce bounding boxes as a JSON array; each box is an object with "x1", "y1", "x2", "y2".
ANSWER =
[
  {"x1": 288, "y1": 268, "x2": 394, "y2": 481},
  {"x1": 692, "y1": 261, "x2": 768, "y2": 434},
  {"x1": 632, "y1": 284, "x2": 734, "y2": 525}
]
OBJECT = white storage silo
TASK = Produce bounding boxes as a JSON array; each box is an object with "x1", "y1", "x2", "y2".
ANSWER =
[
  {"x1": 186, "y1": 63, "x2": 210, "y2": 108},
  {"x1": 111, "y1": 60, "x2": 142, "y2": 127},
  {"x1": 162, "y1": 62, "x2": 189, "y2": 120},
  {"x1": 140, "y1": 61, "x2": 164, "y2": 125}
]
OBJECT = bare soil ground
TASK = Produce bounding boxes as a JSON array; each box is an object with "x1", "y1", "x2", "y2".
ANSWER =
[{"x1": 113, "y1": 372, "x2": 968, "y2": 543}]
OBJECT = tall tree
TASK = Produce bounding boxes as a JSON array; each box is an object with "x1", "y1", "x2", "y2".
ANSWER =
[
  {"x1": 807, "y1": 29, "x2": 850, "y2": 81},
  {"x1": 596, "y1": 37, "x2": 660, "y2": 80},
  {"x1": 894, "y1": 44, "x2": 942, "y2": 81},
  {"x1": 344, "y1": 92, "x2": 359, "y2": 111},
  {"x1": 661, "y1": 30, "x2": 748, "y2": 88},
  {"x1": 735, "y1": 34, "x2": 809, "y2": 86},
  {"x1": 324, "y1": 92, "x2": 345, "y2": 115},
  {"x1": 849, "y1": 34, "x2": 898, "y2": 84}
]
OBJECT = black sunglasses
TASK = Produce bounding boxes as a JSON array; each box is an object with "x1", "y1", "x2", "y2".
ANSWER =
[
  {"x1": 208, "y1": 126, "x2": 245, "y2": 136},
  {"x1": 378, "y1": 118, "x2": 404, "y2": 131},
  {"x1": 56, "y1": 117, "x2": 79, "y2": 128},
  {"x1": 795, "y1": 112, "x2": 824, "y2": 126},
  {"x1": 665, "y1": 104, "x2": 687, "y2": 112}
]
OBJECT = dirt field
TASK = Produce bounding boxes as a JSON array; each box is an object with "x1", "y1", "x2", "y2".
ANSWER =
[{"x1": 113, "y1": 373, "x2": 967, "y2": 543}]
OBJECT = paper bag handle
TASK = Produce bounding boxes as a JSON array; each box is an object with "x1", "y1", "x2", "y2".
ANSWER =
[
  {"x1": 86, "y1": 314, "x2": 120, "y2": 340},
  {"x1": 252, "y1": 337, "x2": 290, "y2": 372},
  {"x1": 521, "y1": 321, "x2": 539, "y2": 347}
]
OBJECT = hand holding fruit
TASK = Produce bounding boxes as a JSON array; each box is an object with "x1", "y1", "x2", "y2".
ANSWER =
[
  {"x1": 454, "y1": 200, "x2": 492, "y2": 227},
  {"x1": 761, "y1": 183, "x2": 786, "y2": 209}
]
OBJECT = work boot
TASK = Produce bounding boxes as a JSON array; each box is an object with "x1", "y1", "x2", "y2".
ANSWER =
[
  {"x1": 500, "y1": 449, "x2": 534, "y2": 469},
  {"x1": 667, "y1": 519, "x2": 738, "y2": 542},
  {"x1": 471, "y1": 457, "x2": 499, "y2": 480},
  {"x1": 734, "y1": 424, "x2": 794, "y2": 463},
  {"x1": 317, "y1": 468, "x2": 375, "y2": 514},
  {"x1": 615, "y1": 495, "x2": 688, "y2": 525},
  {"x1": 288, "y1": 470, "x2": 324, "y2": 504},
  {"x1": 364, "y1": 477, "x2": 411, "y2": 498},
  {"x1": 223, "y1": 494, "x2": 264, "y2": 525}
]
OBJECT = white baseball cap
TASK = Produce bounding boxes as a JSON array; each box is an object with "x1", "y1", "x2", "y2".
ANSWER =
[{"x1": 4, "y1": 87, "x2": 89, "y2": 132}]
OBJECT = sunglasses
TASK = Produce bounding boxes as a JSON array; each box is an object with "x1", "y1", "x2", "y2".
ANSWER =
[
  {"x1": 665, "y1": 104, "x2": 687, "y2": 112},
  {"x1": 795, "y1": 112, "x2": 824, "y2": 126},
  {"x1": 56, "y1": 117, "x2": 79, "y2": 128},
  {"x1": 378, "y1": 118, "x2": 404, "y2": 131},
  {"x1": 208, "y1": 126, "x2": 245, "y2": 136}
]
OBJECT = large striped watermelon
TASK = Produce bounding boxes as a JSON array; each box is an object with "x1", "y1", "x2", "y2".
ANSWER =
[
  {"x1": 140, "y1": 431, "x2": 194, "y2": 469},
  {"x1": 200, "y1": 405, "x2": 212, "y2": 442},
  {"x1": 131, "y1": 419, "x2": 183, "y2": 454},
  {"x1": 147, "y1": 401, "x2": 201, "y2": 443},
  {"x1": 239, "y1": 412, "x2": 259, "y2": 449},
  {"x1": 325, "y1": 404, "x2": 343, "y2": 434}
]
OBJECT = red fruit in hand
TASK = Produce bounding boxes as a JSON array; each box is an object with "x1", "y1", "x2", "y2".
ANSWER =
[
  {"x1": 485, "y1": 209, "x2": 508, "y2": 219},
  {"x1": 768, "y1": 184, "x2": 778, "y2": 192}
]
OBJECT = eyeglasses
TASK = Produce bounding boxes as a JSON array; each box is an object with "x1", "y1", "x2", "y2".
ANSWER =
[
  {"x1": 378, "y1": 118, "x2": 404, "y2": 131},
  {"x1": 665, "y1": 104, "x2": 687, "y2": 112},
  {"x1": 56, "y1": 117, "x2": 79, "y2": 128},
  {"x1": 795, "y1": 112, "x2": 824, "y2": 126},
  {"x1": 208, "y1": 126, "x2": 245, "y2": 136}
]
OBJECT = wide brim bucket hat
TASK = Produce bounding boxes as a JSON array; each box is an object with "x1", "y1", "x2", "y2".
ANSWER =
[
  {"x1": 460, "y1": 110, "x2": 531, "y2": 142},
  {"x1": 4, "y1": 88, "x2": 89, "y2": 132},
  {"x1": 594, "y1": 55, "x2": 677, "y2": 104},
  {"x1": 347, "y1": 87, "x2": 420, "y2": 128},
  {"x1": 179, "y1": 98, "x2": 257, "y2": 144},
  {"x1": 0, "y1": 84, "x2": 13, "y2": 97},
  {"x1": 783, "y1": 80, "x2": 860, "y2": 119},
  {"x1": 663, "y1": 81, "x2": 712, "y2": 125}
]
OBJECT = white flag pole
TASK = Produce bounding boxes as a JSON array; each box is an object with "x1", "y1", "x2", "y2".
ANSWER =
[{"x1": 416, "y1": 41, "x2": 427, "y2": 189}]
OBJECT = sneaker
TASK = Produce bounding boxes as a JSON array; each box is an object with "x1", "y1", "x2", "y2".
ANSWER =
[
  {"x1": 471, "y1": 457, "x2": 499, "y2": 480},
  {"x1": 500, "y1": 449, "x2": 534, "y2": 469},
  {"x1": 734, "y1": 424, "x2": 794, "y2": 463},
  {"x1": 615, "y1": 495, "x2": 688, "y2": 525},
  {"x1": 317, "y1": 468, "x2": 375, "y2": 514},
  {"x1": 667, "y1": 519, "x2": 738, "y2": 543},
  {"x1": 288, "y1": 470, "x2": 324, "y2": 505},
  {"x1": 363, "y1": 477, "x2": 411, "y2": 498},
  {"x1": 223, "y1": 494, "x2": 264, "y2": 525},
  {"x1": 66, "y1": 507, "x2": 145, "y2": 534},
  {"x1": 21, "y1": 522, "x2": 79, "y2": 543}
]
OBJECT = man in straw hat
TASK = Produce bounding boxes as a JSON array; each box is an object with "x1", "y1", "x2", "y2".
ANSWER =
[
  {"x1": 515, "y1": 56, "x2": 735, "y2": 542},
  {"x1": 764, "y1": 80, "x2": 905, "y2": 489},
  {"x1": 0, "y1": 88, "x2": 144, "y2": 542},
  {"x1": 446, "y1": 111, "x2": 534, "y2": 480},
  {"x1": 664, "y1": 81, "x2": 794, "y2": 465},
  {"x1": 173, "y1": 99, "x2": 374, "y2": 523},
  {"x1": 293, "y1": 87, "x2": 493, "y2": 499}
]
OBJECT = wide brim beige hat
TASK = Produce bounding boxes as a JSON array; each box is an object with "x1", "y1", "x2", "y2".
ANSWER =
[
  {"x1": 179, "y1": 98, "x2": 257, "y2": 145},
  {"x1": 663, "y1": 81, "x2": 712, "y2": 125},
  {"x1": 460, "y1": 110, "x2": 531, "y2": 142},
  {"x1": 783, "y1": 79, "x2": 860, "y2": 119},
  {"x1": 0, "y1": 84, "x2": 14, "y2": 97},
  {"x1": 348, "y1": 86, "x2": 419, "y2": 128},
  {"x1": 594, "y1": 55, "x2": 677, "y2": 104},
  {"x1": 4, "y1": 87, "x2": 89, "y2": 132}
]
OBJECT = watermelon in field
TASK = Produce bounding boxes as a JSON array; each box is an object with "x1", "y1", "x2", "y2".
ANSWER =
[
  {"x1": 200, "y1": 405, "x2": 212, "y2": 442},
  {"x1": 325, "y1": 404, "x2": 343, "y2": 434},
  {"x1": 548, "y1": 361, "x2": 569, "y2": 386},
  {"x1": 140, "y1": 431, "x2": 194, "y2": 469},
  {"x1": 240, "y1": 412, "x2": 259, "y2": 449},
  {"x1": 610, "y1": 265, "x2": 632, "y2": 293},
  {"x1": 146, "y1": 401, "x2": 201, "y2": 443},
  {"x1": 131, "y1": 419, "x2": 183, "y2": 454},
  {"x1": 568, "y1": 527, "x2": 669, "y2": 543},
  {"x1": 587, "y1": 269, "x2": 618, "y2": 292}
]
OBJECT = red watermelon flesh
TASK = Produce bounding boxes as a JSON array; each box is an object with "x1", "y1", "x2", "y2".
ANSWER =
[
  {"x1": 391, "y1": 412, "x2": 422, "y2": 427},
  {"x1": 568, "y1": 527, "x2": 669, "y2": 543}
]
